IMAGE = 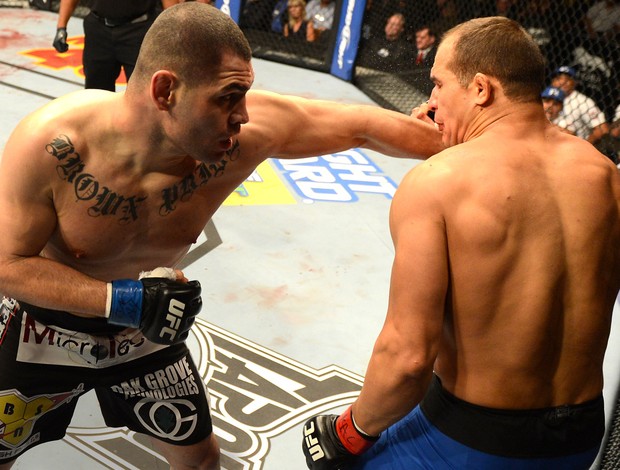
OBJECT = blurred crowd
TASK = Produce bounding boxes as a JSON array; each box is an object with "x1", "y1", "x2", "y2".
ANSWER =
[
  {"x1": 45, "y1": 0, "x2": 620, "y2": 160},
  {"x1": 241, "y1": 0, "x2": 620, "y2": 161}
]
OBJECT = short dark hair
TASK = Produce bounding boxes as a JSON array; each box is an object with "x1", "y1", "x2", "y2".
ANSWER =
[
  {"x1": 417, "y1": 25, "x2": 436, "y2": 38},
  {"x1": 130, "y1": 3, "x2": 252, "y2": 88},
  {"x1": 443, "y1": 16, "x2": 545, "y2": 103}
]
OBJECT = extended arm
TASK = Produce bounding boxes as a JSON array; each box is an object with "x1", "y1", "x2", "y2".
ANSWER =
[{"x1": 242, "y1": 90, "x2": 443, "y2": 164}]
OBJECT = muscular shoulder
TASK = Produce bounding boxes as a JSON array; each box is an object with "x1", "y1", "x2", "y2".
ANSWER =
[
  {"x1": 405, "y1": 145, "x2": 469, "y2": 187},
  {"x1": 8, "y1": 90, "x2": 112, "y2": 150},
  {"x1": 394, "y1": 147, "x2": 464, "y2": 209},
  {"x1": 2, "y1": 90, "x2": 113, "y2": 186}
]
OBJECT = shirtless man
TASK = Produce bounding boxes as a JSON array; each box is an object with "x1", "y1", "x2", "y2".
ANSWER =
[
  {"x1": 0, "y1": 3, "x2": 442, "y2": 469},
  {"x1": 303, "y1": 16, "x2": 620, "y2": 469}
]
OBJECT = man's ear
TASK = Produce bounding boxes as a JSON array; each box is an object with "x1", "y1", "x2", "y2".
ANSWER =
[
  {"x1": 472, "y1": 72, "x2": 493, "y2": 106},
  {"x1": 151, "y1": 70, "x2": 176, "y2": 110}
]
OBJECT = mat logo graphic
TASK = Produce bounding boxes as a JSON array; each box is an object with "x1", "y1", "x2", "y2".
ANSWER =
[
  {"x1": 274, "y1": 149, "x2": 398, "y2": 202},
  {"x1": 65, "y1": 319, "x2": 362, "y2": 469},
  {"x1": 0, "y1": 384, "x2": 84, "y2": 459}
]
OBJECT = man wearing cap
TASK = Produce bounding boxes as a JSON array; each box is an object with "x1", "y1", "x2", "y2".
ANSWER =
[
  {"x1": 551, "y1": 65, "x2": 609, "y2": 144},
  {"x1": 541, "y1": 86, "x2": 575, "y2": 135}
]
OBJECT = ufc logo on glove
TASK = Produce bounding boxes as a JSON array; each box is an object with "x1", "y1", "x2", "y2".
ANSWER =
[
  {"x1": 106, "y1": 268, "x2": 202, "y2": 345},
  {"x1": 159, "y1": 298, "x2": 187, "y2": 341}
]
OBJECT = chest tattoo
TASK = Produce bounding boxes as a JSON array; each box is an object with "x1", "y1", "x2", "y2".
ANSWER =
[
  {"x1": 158, "y1": 139, "x2": 241, "y2": 216},
  {"x1": 45, "y1": 135, "x2": 242, "y2": 222},
  {"x1": 46, "y1": 135, "x2": 146, "y2": 224}
]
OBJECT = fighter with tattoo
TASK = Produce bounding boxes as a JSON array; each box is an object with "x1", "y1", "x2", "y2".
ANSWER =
[{"x1": 0, "y1": 3, "x2": 442, "y2": 469}]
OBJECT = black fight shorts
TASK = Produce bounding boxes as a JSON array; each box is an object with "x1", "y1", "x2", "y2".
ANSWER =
[{"x1": 0, "y1": 297, "x2": 213, "y2": 463}]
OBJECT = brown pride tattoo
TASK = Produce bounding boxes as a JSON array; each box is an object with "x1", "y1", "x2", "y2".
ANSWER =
[{"x1": 45, "y1": 135, "x2": 239, "y2": 224}]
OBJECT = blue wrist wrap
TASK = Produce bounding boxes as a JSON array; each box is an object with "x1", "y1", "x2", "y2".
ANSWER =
[{"x1": 108, "y1": 279, "x2": 143, "y2": 328}]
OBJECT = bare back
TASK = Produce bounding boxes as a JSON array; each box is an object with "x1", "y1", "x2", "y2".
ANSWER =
[{"x1": 434, "y1": 126, "x2": 620, "y2": 408}]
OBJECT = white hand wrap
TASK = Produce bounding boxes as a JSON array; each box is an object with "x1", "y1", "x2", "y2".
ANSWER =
[{"x1": 139, "y1": 267, "x2": 178, "y2": 280}]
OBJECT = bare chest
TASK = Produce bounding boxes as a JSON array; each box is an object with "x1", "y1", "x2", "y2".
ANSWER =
[{"x1": 46, "y1": 151, "x2": 252, "y2": 274}]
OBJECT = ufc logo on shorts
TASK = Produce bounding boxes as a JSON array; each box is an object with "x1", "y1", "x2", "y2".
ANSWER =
[
  {"x1": 303, "y1": 420, "x2": 325, "y2": 461},
  {"x1": 159, "y1": 299, "x2": 185, "y2": 341}
]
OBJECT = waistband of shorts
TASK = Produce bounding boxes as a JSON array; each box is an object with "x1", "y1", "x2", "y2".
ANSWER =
[
  {"x1": 420, "y1": 375, "x2": 605, "y2": 458},
  {"x1": 15, "y1": 299, "x2": 125, "y2": 335},
  {"x1": 90, "y1": 10, "x2": 153, "y2": 27}
]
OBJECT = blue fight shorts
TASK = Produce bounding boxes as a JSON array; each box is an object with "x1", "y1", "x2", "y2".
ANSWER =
[{"x1": 354, "y1": 375, "x2": 604, "y2": 470}]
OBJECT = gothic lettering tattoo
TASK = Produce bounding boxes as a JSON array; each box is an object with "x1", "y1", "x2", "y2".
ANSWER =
[
  {"x1": 46, "y1": 135, "x2": 240, "y2": 221},
  {"x1": 158, "y1": 140, "x2": 240, "y2": 216},
  {"x1": 46, "y1": 135, "x2": 146, "y2": 224}
]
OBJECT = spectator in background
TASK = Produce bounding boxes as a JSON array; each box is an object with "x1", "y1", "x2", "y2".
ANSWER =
[
  {"x1": 613, "y1": 102, "x2": 620, "y2": 138},
  {"x1": 356, "y1": 13, "x2": 413, "y2": 73},
  {"x1": 362, "y1": 0, "x2": 417, "y2": 41},
  {"x1": 240, "y1": 0, "x2": 279, "y2": 31},
  {"x1": 494, "y1": 0, "x2": 515, "y2": 16},
  {"x1": 430, "y1": 0, "x2": 461, "y2": 37},
  {"x1": 306, "y1": 0, "x2": 336, "y2": 39},
  {"x1": 599, "y1": 100, "x2": 620, "y2": 163},
  {"x1": 413, "y1": 26, "x2": 437, "y2": 67},
  {"x1": 52, "y1": 0, "x2": 176, "y2": 91},
  {"x1": 541, "y1": 86, "x2": 575, "y2": 134},
  {"x1": 473, "y1": 0, "x2": 515, "y2": 21},
  {"x1": 584, "y1": 0, "x2": 620, "y2": 43},
  {"x1": 512, "y1": 0, "x2": 567, "y2": 71},
  {"x1": 283, "y1": 0, "x2": 315, "y2": 41},
  {"x1": 551, "y1": 65, "x2": 610, "y2": 145},
  {"x1": 271, "y1": 0, "x2": 288, "y2": 34},
  {"x1": 598, "y1": 100, "x2": 620, "y2": 162}
]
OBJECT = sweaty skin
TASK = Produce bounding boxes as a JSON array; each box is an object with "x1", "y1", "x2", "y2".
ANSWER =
[
  {"x1": 351, "y1": 33, "x2": 620, "y2": 435},
  {"x1": 0, "y1": 51, "x2": 442, "y2": 320}
]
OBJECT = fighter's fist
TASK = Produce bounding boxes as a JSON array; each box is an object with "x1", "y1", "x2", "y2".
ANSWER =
[
  {"x1": 53, "y1": 28, "x2": 68, "y2": 53},
  {"x1": 302, "y1": 406, "x2": 377, "y2": 469},
  {"x1": 107, "y1": 277, "x2": 202, "y2": 345},
  {"x1": 411, "y1": 101, "x2": 435, "y2": 125}
]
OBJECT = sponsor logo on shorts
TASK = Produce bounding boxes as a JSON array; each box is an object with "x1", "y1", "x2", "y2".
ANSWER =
[
  {"x1": 0, "y1": 384, "x2": 83, "y2": 457},
  {"x1": 17, "y1": 313, "x2": 166, "y2": 368},
  {"x1": 135, "y1": 399, "x2": 199, "y2": 442},
  {"x1": 0, "y1": 298, "x2": 18, "y2": 346},
  {"x1": 64, "y1": 319, "x2": 362, "y2": 468},
  {"x1": 110, "y1": 357, "x2": 200, "y2": 401}
]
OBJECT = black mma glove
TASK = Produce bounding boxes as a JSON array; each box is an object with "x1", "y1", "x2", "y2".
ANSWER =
[
  {"x1": 302, "y1": 405, "x2": 378, "y2": 470},
  {"x1": 53, "y1": 27, "x2": 68, "y2": 53},
  {"x1": 106, "y1": 277, "x2": 202, "y2": 345}
]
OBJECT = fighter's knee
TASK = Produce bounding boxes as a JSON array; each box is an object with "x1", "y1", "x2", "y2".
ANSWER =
[
  {"x1": 191, "y1": 436, "x2": 220, "y2": 470},
  {"x1": 152, "y1": 433, "x2": 220, "y2": 470}
]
